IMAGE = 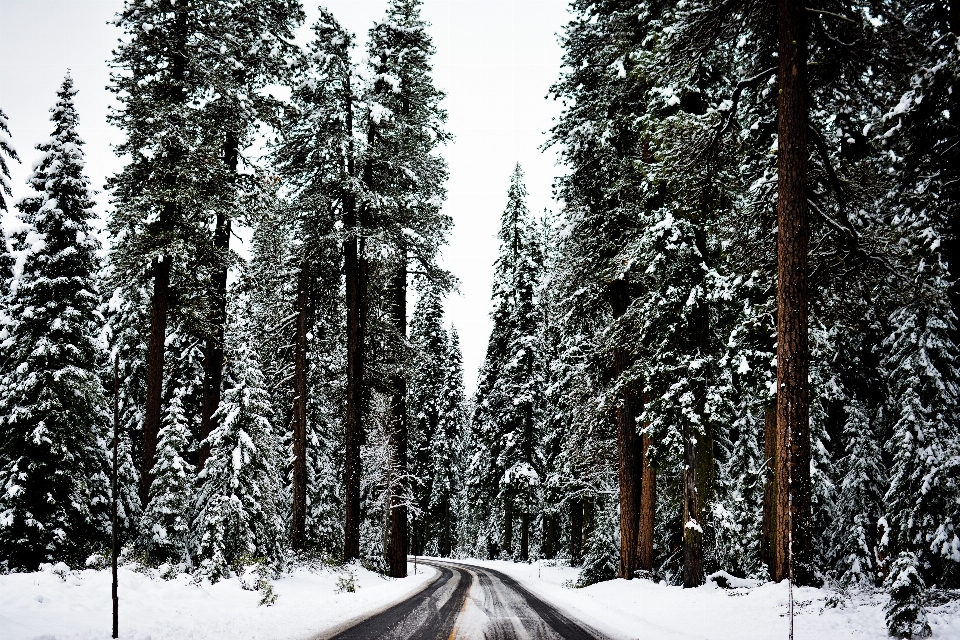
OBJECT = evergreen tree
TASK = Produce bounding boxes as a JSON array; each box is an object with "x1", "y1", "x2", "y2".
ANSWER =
[
  {"x1": 0, "y1": 107, "x2": 19, "y2": 214},
  {"x1": 885, "y1": 552, "x2": 932, "y2": 639},
  {"x1": 429, "y1": 326, "x2": 466, "y2": 557},
  {"x1": 139, "y1": 386, "x2": 194, "y2": 566},
  {"x1": 0, "y1": 75, "x2": 108, "y2": 570},
  {"x1": 407, "y1": 283, "x2": 448, "y2": 555},
  {"x1": 194, "y1": 319, "x2": 284, "y2": 580}
]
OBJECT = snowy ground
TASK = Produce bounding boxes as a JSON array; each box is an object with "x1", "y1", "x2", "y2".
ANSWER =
[
  {"x1": 450, "y1": 558, "x2": 960, "y2": 640},
  {"x1": 0, "y1": 560, "x2": 435, "y2": 640}
]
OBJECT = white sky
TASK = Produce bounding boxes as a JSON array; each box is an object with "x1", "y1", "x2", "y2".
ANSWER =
[{"x1": 0, "y1": 0, "x2": 570, "y2": 393}]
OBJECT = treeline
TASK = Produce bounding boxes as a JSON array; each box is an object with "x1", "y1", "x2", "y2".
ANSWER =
[
  {"x1": 0, "y1": 0, "x2": 468, "y2": 581},
  {"x1": 460, "y1": 0, "x2": 959, "y2": 626}
]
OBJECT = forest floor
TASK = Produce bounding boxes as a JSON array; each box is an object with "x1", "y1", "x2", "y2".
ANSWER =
[
  {"x1": 449, "y1": 558, "x2": 960, "y2": 640},
  {"x1": 0, "y1": 560, "x2": 435, "y2": 640}
]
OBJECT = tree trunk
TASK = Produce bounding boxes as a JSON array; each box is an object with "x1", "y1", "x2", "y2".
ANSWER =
[
  {"x1": 569, "y1": 497, "x2": 584, "y2": 565},
  {"x1": 141, "y1": 238, "x2": 172, "y2": 506},
  {"x1": 198, "y1": 132, "x2": 237, "y2": 472},
  {"x1": 681, "y1": 422, "x2": 704, "y2": 587},
  {"x1": 388, "y1": 263, "x2": 408, "y2": 578},
  {"x1": 343, "y1": 70, "x2": 364, "y2": 563},
  {"x1": 504, "y1": 498, "x2": 513, "y2": 557},
  {"x1": 775, "y1": 0, "x2": 814, "y2": 587},
  {"x1": 761, "y1": 403, "x2": 778, "y2": 576},
  {"x1": 543, "y1": 513, "x2": 555, "y2": 560},
  {"x1": 290, "y1": 263, "x2": 309, "y2": 550},
  {"x1": 610, "y1": 279, "x2": 642, "y2": 580},
  {"x1": 638, "y1": 431, "x2": 656, "y2": 572},
  {"x1": 520, "y1": 512, "x2": 530, "y2": 561}
]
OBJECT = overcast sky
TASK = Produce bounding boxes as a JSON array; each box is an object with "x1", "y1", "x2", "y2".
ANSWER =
[{"x1": 0, "y1": 0, "x2": 570, "y2": 393}]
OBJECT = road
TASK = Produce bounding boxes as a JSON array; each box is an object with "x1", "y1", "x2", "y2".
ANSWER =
[{"x1": 320, "y1": 559, "x2": 611, "y2": 640}]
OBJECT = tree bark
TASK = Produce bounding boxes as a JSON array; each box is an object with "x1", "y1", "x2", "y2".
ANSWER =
[
  {"x1": 520, "y1": 512, "x2": 530, "y2": 561},
  {"x1": 569, "y1": 497, "x2": 584, "y2": 565},
  {"x1": 198, "y1": 132, "x2": 237, "y2": 471},
  {"x1": 141, "y1": 237, "x2": 172, "y2": 507},
  {"x1": 638, "y1": 430, "x2": 656, "y2": 572},
  {"x1": 761, "y1": 403, "x2": 778, "y2": 576},
  {"x1": 681, "y1": 423, "x2": 704, "y2": 588},
  {"x1": 290, "y1": 263, "x2": 309, "y2": 550},
  {"x1": 387, "y1": 262, "x2": 408, "y2": 578},
  {"x1": 543, "y1": 513, "x2": 555, "y2": 560},
  {"x1": 610, "y1": 279, "x2": 642, "y2": 580},
  {"x1": 343, "y1": 68, "x2": 364, "y2": 563},
  {"x1": 504, "y1": 498, "x2": 513, "y2": 556},
  {"x1": 774, "y1": 0, "x2": 814, "y2": 587}
]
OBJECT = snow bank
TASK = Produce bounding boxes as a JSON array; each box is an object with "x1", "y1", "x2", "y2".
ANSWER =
[
  {"x1": 451, "y1": 559, "x2": 960, "y2": 640},
  {"x1": 0, "y1": 561, "x2": 435, "y2": 640}
]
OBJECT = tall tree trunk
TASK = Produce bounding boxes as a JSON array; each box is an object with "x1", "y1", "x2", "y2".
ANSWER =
[
  {"x1": 198, "y1": 132, "x2": 237, "y2": 471},
  {"x1": 569, "y1": 497, "x2": 584, "y2": 565},
  {"x1": 761, "y1": 403, "x2": 778, "y2": 576},
  {"x1": 775, "y1": 0, "x2": 814, "y2": 587},
  {"x1": 610, "y1": 279, "x2": 642, "y2": 580},
  {"x1": 543, "y1": 513, "x2": 555, "y2": 560},
  {"x1": 141, "y1": 220, "x2": 172, "y2": 507},
  {"x1": 638, "y1": 430, "x2": 656, "y2": 572},
  {"x1": 520, "y1": 512, "x2": 530, "y2": 561},
  {"x1": 682, "y1": 229, "x2": 710, "y2": 589},
  {"x1": 388, "y1": 262, "x2": 408, "y2": 578},
  {"x1": 343, "y1": 71, "x2": 364, "y2": 563},
  {"x1": 504, "y1": 498, "x2": 513, "y2": 556},
  {"x1": 141, "y1": 0, "x2": 187, "y2": 508},
  {"x1": 290, "y1": 263, "x2": 310, "y2": 550}
]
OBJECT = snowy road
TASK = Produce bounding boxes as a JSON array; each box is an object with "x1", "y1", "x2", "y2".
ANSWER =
[{"x1": 318, "y1": 559, "x2": 611, "y2": 640}]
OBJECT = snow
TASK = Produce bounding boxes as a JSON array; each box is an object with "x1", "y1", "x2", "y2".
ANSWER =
[
  {"x1": 0, "y1": 561, "x2": 435, "y2": 640},
  {"x1": 449, "y1": 559, "x2": 960, "y2": 640}
]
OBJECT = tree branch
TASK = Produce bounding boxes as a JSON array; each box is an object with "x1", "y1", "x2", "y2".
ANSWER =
[{"x1": 707, "y1": 67, "x2": 777, "y2": 154}]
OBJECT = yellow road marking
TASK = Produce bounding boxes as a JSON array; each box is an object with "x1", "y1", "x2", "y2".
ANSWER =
[{"x1": 447, "y1": 568, "x2": 476, "y2": 640}]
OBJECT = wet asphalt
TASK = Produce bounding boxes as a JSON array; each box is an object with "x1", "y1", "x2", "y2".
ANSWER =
[{"x1": 321, "y1": 559, "x2": 610, "y2": 640}]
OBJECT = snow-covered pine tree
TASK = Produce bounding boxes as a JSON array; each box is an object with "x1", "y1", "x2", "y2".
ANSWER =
[
  {"x1": 274, "y1": 7, "x2": 360, "y2": 556},
  {"x1": 885, "y1": 551, "x2": 932, "y2": 639},
  {"x1": 194, "y1": 312, "x2": 285, "y2": 580},
  {"x1": 828, "y1": 396, "x2": 884, "y2": 587},
  {"x1": 468, "y1": 166, "x2": 544, "y2": 561},
  {"x1": 0, "y1": 107, "x2": 19, "y2": 214},
  {"x1": 429, "y1": 326, "x2": 467, "y2": 557},
  {"x1": 407, "y1": 282, "x2": 448, "y2": 555},
  {"x1": 139, "y1": 386, "x2": 194, "y2": 567},
  {"x1": 0, "y1": 75, "x2": 109, "y2": 570},
  {"x1": 363, "y1": 0, "x2": 450, "y2": 576}
]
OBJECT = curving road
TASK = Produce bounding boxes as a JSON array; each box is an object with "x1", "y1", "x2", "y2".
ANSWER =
[{"x1": 319, "y1": 559, "x2": 611, "y2": 640}]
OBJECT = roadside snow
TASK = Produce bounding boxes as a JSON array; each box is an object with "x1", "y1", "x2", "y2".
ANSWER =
[
  {"x1": 452, "y1": 559, "x2": 960, "y2": 640},
  {"x1": 0, "y1": 561, "x2": 435, "y2": 640}
]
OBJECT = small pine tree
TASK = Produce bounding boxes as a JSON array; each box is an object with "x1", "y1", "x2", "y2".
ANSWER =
[
  {"x1": 885, "y1": 552, "x2": 932, "y2": 639},
  {"x1": 194, "y1": 332, "x2": 285, "y2": 581},
  {"x1": 576, "y1": 497, "x2": 619, "y2": 587},
  {"x1": 139, "y1": 387, "x2": 194, "y2": 566},
  {"x1": 0, "y1": 75, "x2": 108, "y2": 570}
]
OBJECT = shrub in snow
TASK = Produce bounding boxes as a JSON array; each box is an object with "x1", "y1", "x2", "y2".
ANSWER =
[
  {"x1": 139, "y1": 387, "x2": 194, "y2": 567},
  {"x1": 194, "y1": 348, "x2": 284, "y2": 582},
  {"x1": 884, "y1": 552, "x2": 932, "y2": 638},
  {"x1": 576, "y1": 499, "x2": 619, "y2": 587},
  {"x1": 335, "y1": 571, "x2": 357, "y2": 593}
]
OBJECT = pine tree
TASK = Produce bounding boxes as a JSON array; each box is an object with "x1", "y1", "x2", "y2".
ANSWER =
[
  {"x1": 407, "y1": 283, "x2": 448, "y2": 555},
  {"x1": 429, "y1": 326, "x2": 466, "y2": 557},
  {"x1": 364, "y1": 0, "x2": 450, "y2": 576},
  {"x1": 194, "y1": 320, "x2": 285, "y2": 580},
  {"x1": 0, "y1": 75, "x2": 108, "y2": 570},
  {"x1": 885, "y1": 552, "x2": 932, "y2": 639},
  {"x1": 0, "y1": 107, "x2": 19, "y2": 214},
  {"x1": 139, "y1": 386, "x2": 194, "y2": 566}
]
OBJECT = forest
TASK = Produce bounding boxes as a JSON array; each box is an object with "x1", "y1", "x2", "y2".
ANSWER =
[{"x1": 0, "y1": 0, "x2": 958, "y2": 638}]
